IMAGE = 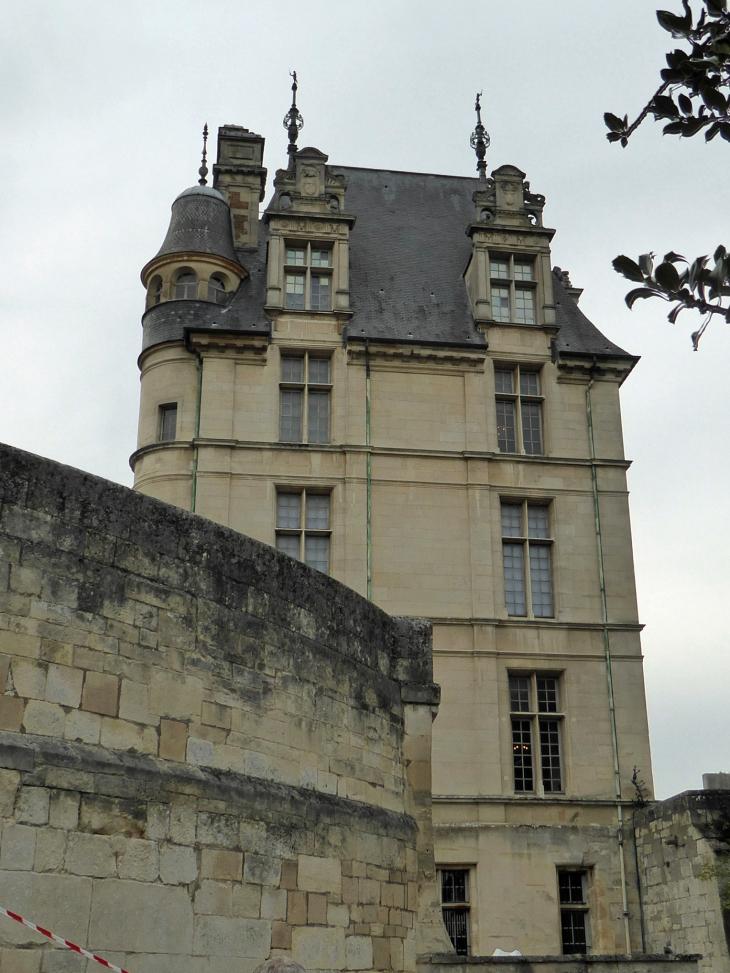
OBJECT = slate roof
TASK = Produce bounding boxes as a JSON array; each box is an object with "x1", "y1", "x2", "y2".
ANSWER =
[
  {"x1": 154, "y1": 185, "x2": 239, "y2": 264},
  {"x1": 141, "y1": 166, "x2": 633, "y2": 360}
]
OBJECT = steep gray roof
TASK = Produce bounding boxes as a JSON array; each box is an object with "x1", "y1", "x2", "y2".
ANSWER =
[
  {"x1": 141, "y1": 166, "x2": 633, "y2": 360},
  {"x1": 155, "y1": 185, "x2": 239, "y2": 263}
]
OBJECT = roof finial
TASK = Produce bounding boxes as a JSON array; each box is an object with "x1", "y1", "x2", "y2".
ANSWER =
[
  {"x1": 283, "y1": 70, "x2": 304, "y2": 166},
  {"x1": 198, "y1": 123, "x2": 209, "y2": 186},
  {"x1": 470, "y1": 93, "x2": 490, "y2": 181}
]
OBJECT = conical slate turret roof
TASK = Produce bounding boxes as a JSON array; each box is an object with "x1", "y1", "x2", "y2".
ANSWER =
[{"x1": 155, "y1": 185, "x2": 239, "y2": 263}]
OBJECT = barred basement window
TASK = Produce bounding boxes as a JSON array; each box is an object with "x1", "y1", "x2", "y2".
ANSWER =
[
  {"x1": 158, "y1": 404, "x2": 177, "y2": 442},
  {"x1": 275, "y1": 490, "x2": 331, "y2": 574},
  {"x1": 279, "y1": 353, "x2": 332, "y2": 444},
  {"x1": 494, "y1": 365, "x2": 544, "y2": 455},
  {"x1": 501, "y1": 501, "x2": 554, "y2": 617},
  {"x1": 509, "y1": 673, "x2": 564, "y2": 794},
  {"x1": 489, "y1": 256, "x2": 537, "y2": 324},
  {"x1": 558, "y1": 870, "x2": 589, "y2": 954},
  {"x1": 439, "y1": 869, "x2": 471, "y2": 955},
  {"x1": 284, "y1": 243, "x2": 332, "y2": 311}
]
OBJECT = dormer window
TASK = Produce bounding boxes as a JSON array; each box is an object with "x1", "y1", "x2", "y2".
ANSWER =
[
  {"x1": 208, "y1": 275, "x2": 228, "y2": 305},
  {"x1": 174, "y1": 271, "x2": 198, "y2": 300},
  {"x1": 284, "y1": 244, "x2": 332, "y2": 311},
  {"x1": 490, "y1": 257, "x2": 536, "y2": 325}
]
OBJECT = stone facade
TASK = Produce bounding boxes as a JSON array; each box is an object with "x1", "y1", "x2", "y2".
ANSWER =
[
  {"x1": 634, "y1": 789, "x2": 730, "y2": 973},
  {"x1": 0, "y1": 441, "x2": 451, "y2": 971}
]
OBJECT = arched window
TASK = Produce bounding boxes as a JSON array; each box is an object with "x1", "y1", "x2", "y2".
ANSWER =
[
  {"x1": 151, "y1": 277, "x2": 163, "y2": 304},
  {"x1": 174, "y1": 271, "x2": 198, "y2": 300},
  {"x1": 208, "y1": 275, "x2": 228, "y2": 305}
]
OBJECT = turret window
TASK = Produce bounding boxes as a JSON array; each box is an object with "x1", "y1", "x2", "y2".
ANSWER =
[
  {"x1": 208, "y1": 275, "x2": 228, "y2": 305},
  {"x1": 151, "y1": 277, "x2": 163, "y2": 305},
  {"x1": 174, "y1": 272, "x2": 198, "y2": 300},
  {"x1": 284, "y1": 244, "x2": 332, "y2": 311},
  {"x1": 490, "y1": 256, "x2": 536, "y2": 324},
  {"x1": 158, "y1": 404, "x2": 178, "y2": 442}
]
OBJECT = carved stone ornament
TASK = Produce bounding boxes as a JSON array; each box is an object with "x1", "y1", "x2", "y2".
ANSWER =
[{"x1": 302, "y1": 166, "x2": 319, "y2": 196}]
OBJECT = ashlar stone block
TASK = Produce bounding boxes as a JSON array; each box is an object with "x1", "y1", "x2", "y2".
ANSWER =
[
  {"x1": 0, "y1": 769, "x2": 20, "y2": 816},
  {"x1": 292, "y1": 925, "x2": 346, "y2": 970},
  {"x1": 66, "y1": 833, "x2": 115, "y2": 878},
  {"x1": 0, "y1": 823, "x2": 37, "y2": 870},
  {"x1": 297, "y1": 854, "x2": 341, "y2": 894},
  {"x1": 192, "y1": 915, "x2": 271, "y2": 958},
  {"x1": 160, "y1": 842, "x2": 198, "y2": 885},
  {"x1": 45, "y1": 664, "x2": 83, "y2": 708},
  {"x1": 81, "y1": 671, "x2": 118, "y2": 717},
  {"x1": 261, "y1": 887, "x2": 287, "y2": 921},
  {"x1": 346, "y1": 934, "x2": 374, "y2": 970},
  {"x1": 34, "y1": 828, "x2": 66, "y2": 872},
  {"x1": 16, "y1": 787, "x2": 50, "y2": 825},
  {"x1": 0, "y1": 872, "x2": 92, "y2": 946},
  {"x1": 63, "y1": 709, "x2": 101, "y2": 745},
  {"x1": 117, "y1": 838, "x2": 159, "y2": 882},
  {"x1": 89, "y1": 878, "x2": 193, "y2": 954},
  {"x1": 0, "y1": 696, "x2": 25, "y2": 732}
]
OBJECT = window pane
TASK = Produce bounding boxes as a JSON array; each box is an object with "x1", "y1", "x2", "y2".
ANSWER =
[
  {"x1": 311, "y1": 275, "x2": 331, "y2": 311},
  {"x1": 280, "y1": 389, "x2": 303, "y2": 442},
  {"x1": 521, "y1": 402, "x2": 543, "y2": 455},
  {"x1": 160, "y1": 405, "x2": 177, "y2": 442},
  {"x1": 529, "y1": 545, "x2": 554, "y2": 617},
  {"x1": 490, "y1": 259, "x2": 510, "y2": 279},
  {"x1": 175, "y1": 273, "x2": 197, "y2": 300},
  {"x1": 311, "y1": 249, "x2": 331, "y2": 267},
  {"x1": 286, "y1": 247, "x2": 306, "y2": 265},
  {"x1": 503, "y1": 543, "x2": 526, "y2": 616},
  {"x1": 209, "y1": 277, "x2": 227, "y2": 304},
  {"x1": 496, "y1": 400, "x2": 517, "y2": 453},
  {"x1": 492, "y1": 286, "x2": 511, "y2": 322},
  {"x1": 514, "y1": 262, "x2": 534, "y2": 281},
  {"x1": 281, "y1": 356, "x2": 304, "y2": 383},
  {"x1": 276, "y1": 493, "x2": 301, "y2": 529},
  {"x1": 537, "y1": 677, "x2": 559, "y2": 713},
  {"x1": 304, "y1": 535, "x2": 329, "y2": 573},
  {"x1": 308, "y1": 358, "x2": 330, "y2": 384},
  {"x1": 540, "y1": 719, "x2": 563, "y2": 792},
  {"x1": 306, "y1": 494, "x2": 329, "y2": 530},
  {"x1": 276, "y1": 534, "x2": 300, "y2": 560},
  {"x1": 307, "y1": 391, "x2": 330, "y2": 443},
  {"x1": 494, "y1": 368, "x2": 514, "y2": 394},
  {"x1": 509, "y1": 676, "x2": 530, "y2": 712},
  {"x1": 527, "y1": 505, "x2": 549, "y2": 538},
  {"x1": 515, "y1": 288, "x2": 536, "y2": 324},
  {"x1": 520, "y1": 371, "x2": 540, "y2": 396},
  {"x1": 559, "y1": 872, "x2": 586, "y2": 905},
  {"x1": 501, "y1": 503, "x2": 522, "y2": 537},
  {"x1": 443, "y1": 908, "x2": 470, "y2": 956},
  {"x1": 512, "y1": 718, "x2": 534, "y2": 791},
  {"x1": 441, "y1": 870, "x2": 469, "y2": 904},
  {"x1": 561, "y1": 911, "x2": 587, "y2": 954},
  {"x1": 285, "y1": 273, "x2": 305, "y2": 309}
]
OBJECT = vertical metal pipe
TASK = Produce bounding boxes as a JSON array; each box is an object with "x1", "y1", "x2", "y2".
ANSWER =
[
  {"x1": 191, "y1": 349, "x2": 203, "y2": 514},
  {"x1": 365, "y1": 340, "x2": 372, "y2": 601},
  {"x1": 586, "y1": 368, "x2": 632, "y2": 954}
]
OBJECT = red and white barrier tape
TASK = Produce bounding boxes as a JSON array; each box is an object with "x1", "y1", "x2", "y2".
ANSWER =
[{"x1": 0, "y1": 905, "x2": 131, "y2": 973}]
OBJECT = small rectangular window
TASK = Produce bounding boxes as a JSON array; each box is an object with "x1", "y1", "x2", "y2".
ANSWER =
[
  {"x1": 503, "y1": 544, "x2": 527, "y2": 616},
  {"x1": 515, "y1": 288, "x2": 536, "y2": 324},
  {"x1": 514, "y1": 262, "x2": 534, "y2": 281},
  {"x1": 490, "y1": 259, "x2": 510, "y2": 279},
  {"x1": 488, "y1": 256, "x2": 537, "y2": 323},
  {"x1": 509, "y1": 672, "x2": 565, "y2": 796},
  {"x1": 494, "y1": 364, "x2": 544, "y2": 455},
  {"x1": 511, "y1": 719, "x2": 534, "y2": 791},
  {"x1": 501, "y1": 501, "x2": 553, "y2": 618},
  {"x1": 275, "y1": 490, "x2": 331, "y2": 574},
  {"x1": 496, "y1": 400, "x2": 517, "y2": 453},
  {"x1": 491, "y1": 286, "x2": 511, "y2": 322},
  {"x1": 310, "y1": 275, "x2": 331, "y2": 311},
  {"x1": 285, "y1": 273, "x2": 305, "y2": 310},
  {"x1": 311, "y1": 249, "x2": 331, "y2": 267},
  {"x1": 540, "y1": 719, "x2": 563, "y2": 792},
  {"x1": 439, "y1": 869, "x2": 471, "y2": 955},
  {"x1": 159, "y1": 404, "x2": 177, "y2": 442},
  {"x1": 558, "y1": 870, "x2": 589, "y2": 954},
  {"x1": 283, "y1": 243, "x2": 333, "y2": 309},
  {"x1": 280, "y1": 389, "x2": 303, "y2": 442},
  {"x1": 279, "y1": 353, "x2": 332, "y2": 445},
  {"x1": 509, "y1": 676, "x2": 531, "y2": 712},
  {"x1": 494, "y1": 368, "x2": 514, "y2": 394},
  {"x1": 286, "y1": 247, "x2": 306, "y2": 265}
]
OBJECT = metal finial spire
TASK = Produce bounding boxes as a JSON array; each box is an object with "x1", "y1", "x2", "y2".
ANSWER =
[
  {"x1": 469, "y1": 93, "x2": 491, "y2": 181},
  {"x1": 283, "y1": 70, "x2": 304, "y2": 165},
  {"x1": 198, "y1": 123, "x2": 209, "y2": 185}
]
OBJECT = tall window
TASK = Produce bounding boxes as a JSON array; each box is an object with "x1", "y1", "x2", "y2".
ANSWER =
[
  {"x1": 174, "y1": 271, "x2": 198, "y2": 300},
  {"x1": 509, "y1": 673, "x2": 564, "y2": 794},
  {"x1": 280, "y1": 354, "x2": 331, "y2": 444},
  {"x1": 284, "y1": 244, "x2": 332, "y2": 311},
  {"x1": 490, "y1": 256, "x2": 537, "y2": 324},
  {"x1": 494, "y1": 365, "x2": 544, "y2": 454},
  {"x1": 439, "y1": 869, "x2": 471, "y2": 955},
  {"x1": 158, "y1": 404, "x2": 177, "y2": 442},
  {"x1": 501, "y1": 501, "x2": 554, "y2": 617},
  {"x1": 208, "y1": 275, "x2": 228, "y2": 305},
  {"x1": 275, "y1": 491, "x2": 331, "y2": 573},
  {"x1": 558, "y1": 870, "x2": 589, "y2": 954},
  {"x1": 151, "y1": 276, "x2": 163, "y2": 305}
]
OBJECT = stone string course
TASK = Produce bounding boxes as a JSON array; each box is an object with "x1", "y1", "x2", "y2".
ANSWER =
[{"x1": 0, "y1": 442, "x2": 448, "y2": 971}]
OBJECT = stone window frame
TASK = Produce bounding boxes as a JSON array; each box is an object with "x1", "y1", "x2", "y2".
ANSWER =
[
  {"x1": 494, "y1": 362, "x2": 545, "y2": 455},
  {"x1": 437, "y1": 866, "x2": 473, "y2": 956},
  {"x1": 158, "y1": 403, "x2": 178, "y2": 442},
  {"x1": 279, "y1": 352, "x2": 333, "y2": 445},
  {"x1": 283, "y1": 242, "x2": 334, "y2": 312},
  {"x1": 557, "y1": 868, "x2": 591, "y2": 954},
  {"x1": 488, "y1": 253, "x2": 538, "y2": 325},
  {"x1": 275, "y1": 487, "x2": 332, "y2": 574},
  {"x1": 500, "y1": 499, "x2": 555, "y2": 619},
  {"x1": 508, "y1": 671, "x2": 565, "y2": 797}
]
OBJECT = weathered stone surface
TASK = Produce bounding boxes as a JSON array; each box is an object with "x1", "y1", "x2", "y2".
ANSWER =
[
  {"x1": 192, "y1": 915, "x2": 271, "y2": 958},
  {"x1": 298, "y1": 854, "x2": 342, "y2": 894},
  {"x1": 292, "y1": 925, "x2": 346, "y2": 969},
  {"x1": 65, "y1": 833, "x2": 115, "y2": 877},
  {"x1": 16, "y1": 787, "x2": 50, "y2": 825},
  {"x1": 160, "y1": 842, "x2": 198, "y2": 885},
  {"x1": 0, "y1": 871, "x2": 92, "y2": 945},
  {"x1": 89, "y1": 879, "x2": 193, "y2": 953}
]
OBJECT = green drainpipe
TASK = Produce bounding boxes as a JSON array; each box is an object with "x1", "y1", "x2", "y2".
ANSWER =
[
  {"x1": 190, "y1": 348, "x2": 203, "y2": 514},
  {"x1": 366, "y1": 340, "x2": 372, "y2": 601}
]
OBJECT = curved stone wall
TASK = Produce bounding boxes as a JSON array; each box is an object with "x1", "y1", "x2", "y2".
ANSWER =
[{"x1": 0, "y1": 442, "x2": 449, "y2": 972}]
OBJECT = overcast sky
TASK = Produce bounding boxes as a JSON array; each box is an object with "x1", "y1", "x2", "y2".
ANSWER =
[{"x1": 1, "y1": 0, "x2": 727, "y2": 800}]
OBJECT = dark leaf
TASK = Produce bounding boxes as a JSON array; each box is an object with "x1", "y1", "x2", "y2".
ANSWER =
[
  {"x1": 625, "y1": 288, "x2": 660, "y2": 309},
  {"x1": 683, "y1": 116, "x2": 708, "y2": 136},
  {"x1": 701, "y1": 85, "x2": 728, "y2": 111},
  {"x1": 661, "y1": 67, "x2": 685, "y2": 82},
  {"x1": 706, "y1": 0, "x2": 727, "y2": 14},
  {"x1": 714, "y1": 244, "x2": 727, "y2": 261},
  {"x1": 621, "y1": 136, "x2": 628, "y2": 147},
  {"x1": 663, "y1": 120, "x2": 686, "y2": 134},
  {"x1": 678, "y1": 92, "x2": 694, "y2": 114},
  {"x1": 613, "y1": 255, "x2": 647, "y2": 282},
  {"x1": 655, "y1": 261, "x2": 682, "y2": 291},
  {"x1": 668, "y1": 303, "x2": 686, "y2": 323},
  {"x1": 606, "y1": 132, "x2": 625, "y2": 142},
  {"x1": 604, "y1": 112, "x2": 626, "y2": 132},
  {"x1": 653, "y1": 94, "x2": 681, "y2": 116},
  {"x1": 663, "y1": 251, "x2": 687, "y2": 263},
  {"x1": 657, "y1": 9, "x2": 692, "y2": 33},
  {"x1": 706, "y1": 121, "x2": 722, "y2": 140},
  {"x1": 720, "y1": 123, "x2": 730, "y2": 140}
]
